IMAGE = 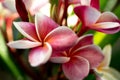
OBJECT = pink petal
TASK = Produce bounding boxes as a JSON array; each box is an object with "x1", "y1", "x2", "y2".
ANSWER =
[
  {"x1": 23, "y1": 0, "x2": 48, "y2": 15},
  {"x1": 13, "y1": 22, "x2": 39, "y2": 41},
  {"x1": 80, "y1": 0, "x2": 91, "y2": 6},
  {"x1": 62, "y1": 56, "x2": 89, "y2": 80},
  {"x1": 16, "y1": 0, "x2": 28, "y2": 21},
  {"x1": 68, "y1": 0, "x2": 81, "y2": 4},
  {"x1": 74, "y1": 6, "x2": 101, "y2": 26},
  {"x1": 97, "y1": 12, "x2": 118, "y2": 22},
  {"x1": 0, "y1": 0, "x2": 4, "y2": 2},
  {"x1": 35, "y1": 13, "x2": 59, "y2": 40},
  {"x1": 68, "y1": 0, "x2": 91, "y2": 6},
  {"x1": 92, "y1": 22, "x2": 120, "y2": 34},
  {"x1": 74, "y1": 45, "x2": 104, "y2": 69},
  {"x1": 2, "y1": 0, "x2": 16, "y2": 13},
  {"x1": 93, "y1": 22, "x2": 120, "y2": 29},
  {"x1": 91, "y1": 0, "x2": 100, "y2": 10},
  {"x1": 29, "y1": 42, "x2": 52, "y2": 67},
  {"x1": 7, "y1": 39, "x2": 41, "y2": 49},
  {"x1": 50, "y1": 57, "x2": 70, "y2": 63},
  {"x1": 45, "y1": 27, "x2": 78, "y2": 51},
  {"x1": 50, "y1": 52, "x2": 70, "y2": 63},
  {"x1": 71, "y1": 34, "x2": 93, "y2": 53}
]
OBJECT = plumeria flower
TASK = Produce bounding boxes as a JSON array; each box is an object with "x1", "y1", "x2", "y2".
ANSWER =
[
  {"x1": 74, "y1": 6, "x2": 120, "y2": 36},
  {"x1": 50, "y1": 34, "x2": 104, "y2": 80},
  {"x1": 95, "y1": 45, "x2": 120, "y2": 80},
  {"x1": 7, "y1": 12, "x2": 78, "y2": 67}
]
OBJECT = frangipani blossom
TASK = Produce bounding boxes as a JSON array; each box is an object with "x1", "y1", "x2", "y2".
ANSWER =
[
  {"x1": 74, "y1": 6, "x2": 120, "y2": 36},
  {"x1": 50, "y1": 34, "x2": 104, "y2": 80},
  {"x1": 96, "y1": 45, "x2": 120, "y2": 80},
  {"x1": 8, "y1": 13, "x2": 78, "y2": 67}
]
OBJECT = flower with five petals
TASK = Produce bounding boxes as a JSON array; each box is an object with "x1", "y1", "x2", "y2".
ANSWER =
[
  {"x1": 8, "y1": 13, "x2": 78, "y2": 67},
  {"x1": 50, "y1": 34, "x2": 104, "y2": 80}
]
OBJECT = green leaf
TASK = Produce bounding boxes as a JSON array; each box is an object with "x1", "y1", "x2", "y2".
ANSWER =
[
  {"x1": 94, "y1": 32, "x2": 120, "y2": 48},
  {"x1": 100, "y1": 0, "x2": 108, "y2": 11},
  {"x1": 103, "y1": 0, "x2": 117, "y2": 11},
  {"x1": 113, "y1": 5, "x2": 120, "y2": 18},
  {"x1": 0, "y1": 30, "x2": 25, "y2": 80}
]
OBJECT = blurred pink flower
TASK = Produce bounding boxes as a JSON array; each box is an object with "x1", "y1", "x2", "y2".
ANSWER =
[
  {"x1": 0, "y1": 0, "x2": 18, "y2": 41},
  {"x1": 22, "y1": 0, "x2": 49, "y2": 15},
  {"x1": 74, "y1": 6, "x2": 120, "y2": 36},
  {"x1": 50, "y1": 34, "x2": 104, "y2": 80},
  {"x1": 68, "y1": 0, "x2": 99, "y2": 9},
  {"x1": 2, "y1": 0, "x2": 49, "y2": 15},
  {"x1": 2, "y1": 0, "x2": 49, "y2": 21},
  {"x1": 8, "y1": 13, "x2": 78, "y2": 67}
]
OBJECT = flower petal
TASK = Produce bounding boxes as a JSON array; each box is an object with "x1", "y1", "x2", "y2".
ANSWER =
[
  {"x1": 101, "y1": 67, "x2": 120, "y2": 80},
  {"x1": 92, "y1": 22, "x2": 120, "y2": 34},
  {"x1": 80, "y1": 0, "x2": 91, "y2": 6},
  {"x1": 74, "y1": 45, "x2": 104, "y2": 69},
  {"x1": 35, "y1": 13, "x2": 59, "y2": 40},
  {"x1": 7, "y1": 39, "x2": 41, "y2": 49},
  {"x1": 50, "y1": 52, "x2": 70, "y2": 63},
  {"x1": 97, "y1": 12, "x2": 118, "y2": 22},
  {"x1": 71, "y1": 34, "x2": 93, "y2": 53},
  {"x1": 13, "y1": 22, "x2": 39, "y2": 41},
  {"x1": 68, "y1": 0, "x2": 81, "y2": 4},
  {"x1": 2, "y1": 0, "x2": 16, "y2": 13},
  {"x1": 62, "y1": 56, "x2": 89, "y2": 80},
  {"x1": 99, "y1": 45, "x2": 112, "y2": 68},
  {"x1": 74, "y1": 6, "x2": 101, "y2": 26},
  {"x1": 91, "y1": 0, "x2": 100, "y2": 10},
  {"x1": 29, "y1": 42, "x2": 52, "y2": 67},
  {"x1": 23, "y1": 0, "x2": 48, "y2": 15},
  {"x1": 45, "y1": 27, "x2": 78, "y2": 51},
  {"x1": 16, "y1": 0, "x2": 28, "y2": 21},
  {"x1": 93, "y1": 22, "x2": 120, "y2": 29},
  {"x1": 50, "y1": 57, "x2": 70, "y2": 63}
]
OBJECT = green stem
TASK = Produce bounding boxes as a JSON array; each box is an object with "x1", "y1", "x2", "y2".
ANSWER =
[{"x1": 0, "y1": 30, "x2": 25, "y2": 80}]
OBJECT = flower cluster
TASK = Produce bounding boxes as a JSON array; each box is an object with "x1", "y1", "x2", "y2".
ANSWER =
[{"x1": 1, "y1": 0, "x2": 120, "y2": 80}]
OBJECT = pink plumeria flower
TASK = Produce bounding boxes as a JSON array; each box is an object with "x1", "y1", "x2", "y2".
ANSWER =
[
  {"x1": 74, "y1": 6, "x2": 120, "y2": 36},
  {"x1": 95, "y1": 45, "x2": 120, "y2": 80},
  {"x1": 50, "y1": 34, "x2": 104, "y2": 80},
  {"x1": 8, "y1": 13, "x2": 78, "y2": 67}
]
